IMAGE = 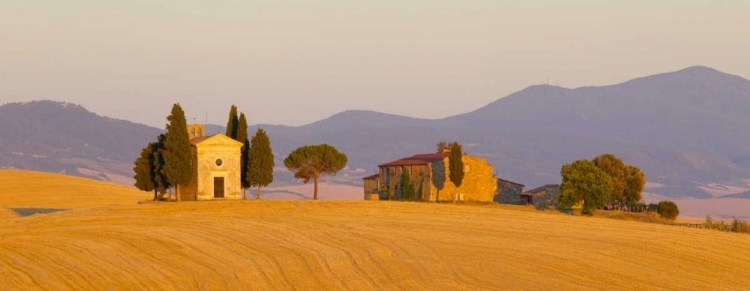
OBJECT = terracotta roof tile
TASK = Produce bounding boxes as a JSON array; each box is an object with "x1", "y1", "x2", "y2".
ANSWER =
[
  {"x1": 377, "y1": 152, "x2": 448, "y2": 167},
  {"x1": 362, "y1": 174, "x2": 380, "y2": 180}
]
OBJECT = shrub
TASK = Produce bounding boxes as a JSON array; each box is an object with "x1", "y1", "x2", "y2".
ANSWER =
[
  {"x1": 731, "y1": 218, "x2": 750, "y2": 233},
  {"x1": 704, "y1": 216, "x2": 728, "y2": 231},
  {"x1": 657, "y1": 200, "x2": 679, "y2": 220},
  {"x1": 647, "y1": 203, "x2": 658, "y2": 212}
]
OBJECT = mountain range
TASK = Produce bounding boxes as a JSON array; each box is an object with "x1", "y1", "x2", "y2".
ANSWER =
[{"x1": 1, "y1": 66, "x2": 749, "y2": 199}]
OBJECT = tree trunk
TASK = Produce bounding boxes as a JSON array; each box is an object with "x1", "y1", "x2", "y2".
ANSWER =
[
  {"x1": 256, "y1": 185, "x2": 261, "y2": 199},
  {"x1": 153, "y1": 189, "x2": 157, "y2": 201},
  {"x1": 313, "y1": 177, "x2": 319, "y2": 200}
]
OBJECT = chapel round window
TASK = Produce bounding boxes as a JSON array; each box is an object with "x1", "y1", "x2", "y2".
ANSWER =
[{"x1": 215, "y1": 158, "x2": 223, "y2": 166}]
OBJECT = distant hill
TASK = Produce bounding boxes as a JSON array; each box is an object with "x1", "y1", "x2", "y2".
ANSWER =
[
  {"x1": 2, "y1": 66, "x2": 749, "y2": 198},
  {"x1": 0, "y1": 101, "x2": 162, "y2": 184}
]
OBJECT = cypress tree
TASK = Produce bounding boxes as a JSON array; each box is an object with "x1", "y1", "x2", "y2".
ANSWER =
[
  {"x1": 133, "y1": 143, "x2": 156, "y2": 199},
  {"x1": 225, "y1": 105, "x2": 239, "y2": 139},
  {"x1": 237, "y1": 112, "x2": 248, "y2": 143},
  {"x1": 449, "y1": 141, "x2": 465, "y2": 189},
  {"x1": 237, "y1": 113, "x2": 249, "y2": 198},
  {"x1": 241, "y1": 139, "x2": 251, "y2": 199},
  {"x1": 248, "y1": 128, "x2": 274, "y2": 199},
  {"x1": 152, "y1": 134, "x2": 170, "y2": 199},
  {"x1": 163, "y1": 103, "x2": 192, "y2": 197}
]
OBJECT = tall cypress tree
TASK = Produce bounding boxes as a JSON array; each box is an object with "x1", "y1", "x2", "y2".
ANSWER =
[
  {"x1": 225, "y1": 105, "x2": 239, "y2": 139},
  {"x1": 248, "y1": 128, "x2": 274, "y2": 199},
  {"x1": 163, "y1": 103, "x2": 192, "y2": 198},
  {"x1": 241, "y1": 139, "x2": 251, "y2": 199},
  {"x1": 237, "y1": 112, "x2": 248, "y2": 143},
  {"x1": 152, "y1": 134, "x2": 170, "y2": 199},
  {"x1": 237, "y1": 112, "x2": 250, "y2": 198},
  {"x1": 448, "y1": 141, "x2": 464, "y2": 200}
]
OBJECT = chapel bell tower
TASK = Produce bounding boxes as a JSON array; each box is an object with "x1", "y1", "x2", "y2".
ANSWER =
[{"x1": 187, "y1": 124, "x2": 205, "y2": 140}]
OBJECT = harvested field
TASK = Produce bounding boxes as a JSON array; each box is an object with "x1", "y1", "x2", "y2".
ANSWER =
[
  {"x1": 1, "y1": 200, "x2": 749, "y2": 290},
  {"x1": 0, "y1": 170, "x2": 150, "y2": 218}
]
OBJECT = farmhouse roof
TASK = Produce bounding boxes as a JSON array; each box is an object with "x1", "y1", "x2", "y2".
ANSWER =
[
  {"x1": 362, "y1": 174, "x2": 380, "y2": 180},
  {"x1": 522, "y1": 184, "x2": 560, "y2": 195},
  {"x1": 378, "y1": 152, "x2": 449, "y2": 167},
  {"x1": 497, "y1": 178, "x2": 525, "y2": 187}
]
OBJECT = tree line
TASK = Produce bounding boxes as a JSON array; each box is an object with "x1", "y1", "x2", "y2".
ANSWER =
[
  {"x1": 133, "y1": 103, "x2": 348, "y2": 201},
  {"x1": 558, "y1": 153, "x2": 679, "y2": 219}
]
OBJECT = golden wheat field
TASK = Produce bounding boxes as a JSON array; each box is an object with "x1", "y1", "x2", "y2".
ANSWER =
[
  {"x1": 1, "y1": 171, "x2": 749, "y2": 290},
  {"x1": 0, "y1": 170, "x2": 150, "y2": 212}
]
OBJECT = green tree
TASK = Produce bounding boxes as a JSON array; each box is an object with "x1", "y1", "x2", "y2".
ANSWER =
[
  {"x1": 248, "y1": 128, "x2": 274, "y2": 199},
  {"x1": 237, "y1": 112, "x2": 249, "y2": 198},
  {"x1": 163, "y1": 103, "x2": 192, "y2": 197},
  {"x1": 399, "y1": 166, "x2": 415, "y2": 200},
  {"x1": 284, "y1": 144, "x2": 347, "y2": 200},
  {"x1": 657, "y1": 200, "x2": 679, "y2": 220},
  {"x1": 592, "y1": 153, "x2": 627, "y2": 204},
  {"x1": 623, "y1": 165, "x2": 646, "y2": 206},
  {"x1": 431, "y1": 160, "x2": 446, "y2": 202},
  {"x1": 559, "y1": 159, "x2": 614, "y2": 214},
  {"x1": 152, "y1": 134, "x2": 170, "y2": 199},
  {"x1": 133, "y1": 143, "x2": 156, "y2": 199},
  {"x1": 236, "y1": 112, "x2": 248, "y2": 144},
  {"x1": 241, "y1": 139, "x2": 250, "y2": 199},
  {"x1": 448, "y1": 142, "x2": 464, "y2": 201},
  {"x1": 225, "y1": 104, "x2": 239, "y2": 139}
]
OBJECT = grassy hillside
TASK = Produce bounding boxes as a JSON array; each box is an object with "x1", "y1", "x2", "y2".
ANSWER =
[
  {"x1": 0, "y1": 170, "x2": 150, "y2": 219},
  {"x1": 0, "y1": 200, "x2": 748, "y2": 290}
]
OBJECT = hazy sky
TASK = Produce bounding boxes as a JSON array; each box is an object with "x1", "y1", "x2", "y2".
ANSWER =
[{"x1": 2, "y1": 1, "x2": 749, "y2": 128}]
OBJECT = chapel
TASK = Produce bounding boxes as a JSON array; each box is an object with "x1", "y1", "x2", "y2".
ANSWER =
[{"x1": 175, "y1": 124, "x2": 243, "y2": 201}]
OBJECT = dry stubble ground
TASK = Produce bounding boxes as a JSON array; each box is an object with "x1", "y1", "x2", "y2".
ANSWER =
[
  {"x1": 1, "y1": 170, "x2": 749, "y2": 290},
  {"x1": 1, "y1": 200, "x2": 749, "y2": 290}
]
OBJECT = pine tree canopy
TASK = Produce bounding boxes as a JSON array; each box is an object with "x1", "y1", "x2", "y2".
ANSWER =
[
  {"x1": 163, "y1": 103, "x2": 192, "y2": 185},
  {"x1": 283, "y1": 144, "x2": 347, "y2": 200}
]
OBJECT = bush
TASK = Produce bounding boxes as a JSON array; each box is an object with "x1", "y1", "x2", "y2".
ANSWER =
[
  {"x1": 647, "y1": 203, "x2": 658, "y2": 212},
  {"x1": 704, "y1": 216, "x2": 728, "y2": 231},
  {"x1": 657, "y1": 200, "x2": 679, "y2": 220},
  {"x1": 731, "y1": 218, "x2": 750, "y2": 233}
]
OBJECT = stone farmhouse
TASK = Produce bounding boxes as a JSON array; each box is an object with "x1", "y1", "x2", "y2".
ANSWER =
[
  {"x1": 363, "y1": 148, "x2": 497, "y2": 202},
  {"x1": 520, "y1": 184, "x2": 560, "y2": 208},
  {"x1": 175, "y1": 124, "x2": 244, "y2": 201},
  {"x1": 494, "y1": 178, "x2": 526, "y2": 204}
]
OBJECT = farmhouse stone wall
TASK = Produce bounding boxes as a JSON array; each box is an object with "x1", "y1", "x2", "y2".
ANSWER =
[
  {"x1": 494, "y1": 180, "x2": 524, "y2": 204},
  {"x1": 427, "y1": 155, "x2": 497, "y2": 202}
]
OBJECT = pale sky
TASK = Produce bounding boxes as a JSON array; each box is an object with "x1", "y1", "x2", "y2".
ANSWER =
[{"x1": 1, "y1": 1, "x2": 749, "y2": 128}]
